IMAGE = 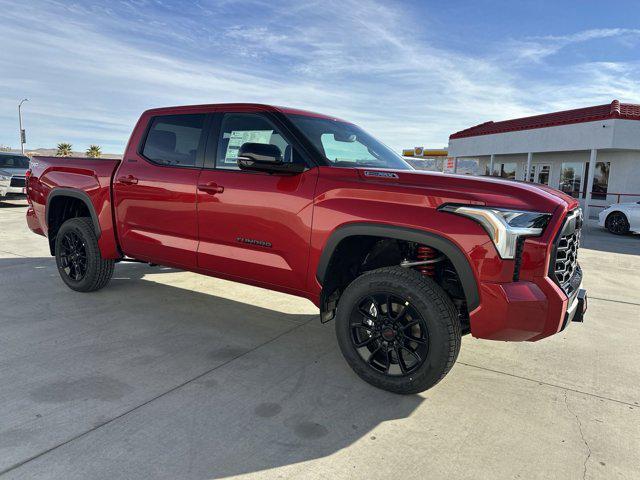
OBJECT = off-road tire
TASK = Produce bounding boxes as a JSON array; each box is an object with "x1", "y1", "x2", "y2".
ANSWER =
[
  {"x1": 55, "y1": 217, "x2": 114, "y2": 292},
  {"x1": 335, "y1": 266, "x2": 461, "y2": 394}
]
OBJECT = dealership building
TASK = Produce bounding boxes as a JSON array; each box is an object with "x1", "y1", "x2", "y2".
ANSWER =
[{"x1": 447, "y1": 100, "x2": 640, "y2": 219}]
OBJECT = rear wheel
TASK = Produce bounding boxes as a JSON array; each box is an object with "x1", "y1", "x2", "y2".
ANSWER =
[
  {"x1": 605, "y1": 211, "x2": 630, "y2": 235},
  {"x1": 335, "y1": 266, "x2": 461, "y2": 394},
  {"x1": 54, "y1": 217, "x2": 114, "y2": 292}
]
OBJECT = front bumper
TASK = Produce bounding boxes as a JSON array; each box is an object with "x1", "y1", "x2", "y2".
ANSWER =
[
  {"x1": 598, "y1": 209, "x2": 609, "y2": 227},
  {"x1": 0, "y1": 184, "x2": 27, "y2": 197},
  {"x1": 469, "y1": 277, "x2": 587, "y2": 342}
]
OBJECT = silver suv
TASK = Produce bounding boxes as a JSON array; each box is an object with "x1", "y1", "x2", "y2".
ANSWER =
[{"x1": 0, "y1": 152, "x2": 30, "y2": 198}]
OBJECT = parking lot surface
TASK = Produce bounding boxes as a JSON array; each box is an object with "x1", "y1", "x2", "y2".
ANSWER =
[{"x1": 1, "y1": 198, "x2": 639, "y2": 479}]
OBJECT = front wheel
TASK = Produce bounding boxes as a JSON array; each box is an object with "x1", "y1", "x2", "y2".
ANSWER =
[
  {"x1": 605, "y1": 211, "x2": 630, "y2": 235},
  {"x1": 54, "y1": 217, "x2": 115, "y2": 292},
  {"x1": 335, "y1": 266, "x2": 461, "y2": 394}
]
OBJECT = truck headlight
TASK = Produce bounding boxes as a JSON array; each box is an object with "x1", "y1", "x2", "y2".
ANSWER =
[{"x1": 439, "y1": 205, "x2": 551, "y2": 259}]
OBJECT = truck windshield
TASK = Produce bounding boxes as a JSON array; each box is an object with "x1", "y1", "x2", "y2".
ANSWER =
[
  {"x1": 0, "y1": 155, "x2": 29, "y2": 169},
  {"x1": 286, "y1": 114, "x2": 412, "y2": 170}
]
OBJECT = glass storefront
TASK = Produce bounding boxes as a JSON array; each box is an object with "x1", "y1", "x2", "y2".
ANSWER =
[
  {"x1": 528, "y1": 164, "x2": 551, "y2": 185},
  {"x1": 559, "y1": 162, "x2": 583, "y2": 198},
  {"x1": 485, "y1": 162, "x2": 516, "y2": 179},
  {"x1": 590, "y1": 161, "x2": 610, "y2": 200},
  {"x1": 558, "y1": 160, "x2": 611, "y2": 200},
  {"x1": 499, "y1": 162, "x2": 517, "y2": 180}
]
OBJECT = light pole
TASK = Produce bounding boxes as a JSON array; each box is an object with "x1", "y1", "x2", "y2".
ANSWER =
[{"x1": 18, "y1": 98, "x2": 28, "y2": 155}]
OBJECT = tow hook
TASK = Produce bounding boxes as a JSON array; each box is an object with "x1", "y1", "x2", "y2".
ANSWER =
[{"x1": 572, "y1": 289, "x2": 588, "y2": 322}]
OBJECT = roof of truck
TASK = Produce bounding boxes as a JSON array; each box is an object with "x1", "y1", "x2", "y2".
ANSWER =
[{"x1": 142, "y1": 103, "x2": 349, "y2": 123}]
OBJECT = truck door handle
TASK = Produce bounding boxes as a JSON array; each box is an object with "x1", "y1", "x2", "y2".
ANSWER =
[
  {"x1": 198, "y1": 182, "x2": 224, "y2": 194},
  {"x1": 117, "y1": 175, "x2": 138, "y2": 185}
]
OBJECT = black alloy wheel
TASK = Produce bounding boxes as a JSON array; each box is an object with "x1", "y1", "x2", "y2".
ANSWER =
[
  {"x1": 605, "y1": 212, "x2": 630, "y2": 235},
  {"x1": 59, "y1": 230, "x2": 88, "y2": 281},
  {"x1": 54, "y1": 217, "x2": 115, "y2": 292},
  {"x1": 350, "y1": 293, "x2": 429, "y2": 376},
  {"x1": 335, "y1": 266, "x2": 461, "y2": 394}
]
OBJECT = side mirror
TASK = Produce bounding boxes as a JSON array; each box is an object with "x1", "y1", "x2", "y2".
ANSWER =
[{"x1": 237, "y1": 143, "x2": 305, "y2": 174}]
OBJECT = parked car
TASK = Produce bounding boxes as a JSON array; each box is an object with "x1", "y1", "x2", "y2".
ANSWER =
[
  {"x1": 0, "y1": 152, "x2": 29, "y2": 199},
  {"x1": 598, "y1": 201, "x2": 640, "y2": 235},
  {"x1": 24, "y1": 103, "x2": 587, "y2": 394}
]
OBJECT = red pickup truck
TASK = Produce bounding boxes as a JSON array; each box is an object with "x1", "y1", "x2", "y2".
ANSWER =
[{"x1": 25, "y1": 103, "x2": 586, "y2": 394}]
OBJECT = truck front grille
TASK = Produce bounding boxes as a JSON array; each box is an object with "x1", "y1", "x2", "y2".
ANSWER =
[
  {"x1": 552, "y1": 209, "x2": 582, "y2": 296},
  {"x1": 10, "y1": 177, "x2": 25, "y2": 188}
]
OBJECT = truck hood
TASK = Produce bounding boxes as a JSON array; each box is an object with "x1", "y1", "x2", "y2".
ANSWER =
[{"x1": 356, "y1": 168, "x2": 578, "y2": 213}]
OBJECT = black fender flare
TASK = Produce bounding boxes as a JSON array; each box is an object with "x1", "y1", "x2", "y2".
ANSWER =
[
  {"x1": 316, "y1": 223, "x2": 480, "y2": 311},
  {"x1": 46, "y1": 188, "x2": 101, "y2": 238}
]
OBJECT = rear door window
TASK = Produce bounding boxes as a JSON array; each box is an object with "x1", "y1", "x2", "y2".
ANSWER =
[{"x1": 142, "y1": 114, "x2": 205, "y2": 167}]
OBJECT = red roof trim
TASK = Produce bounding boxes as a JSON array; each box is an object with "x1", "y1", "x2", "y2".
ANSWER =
[{"x1": 450, "y1": 100, "x2": 640, "y2": 139}]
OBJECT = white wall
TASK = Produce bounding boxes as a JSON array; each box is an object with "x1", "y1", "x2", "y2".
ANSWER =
[
  {"x1": 612, "y1": 120, "x2": 640, "y2": 150},
  {"x1": 603, "y1": 150, "x2": 640, "y2": 204},
  {"x1": 448, "y1": 119, "x2": 640, "y2": 157}
]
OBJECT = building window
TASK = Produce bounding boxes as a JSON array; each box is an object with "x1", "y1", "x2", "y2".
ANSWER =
[
  {"x1": 590, "y1": 161, "x2": 610, "y2": 200},
  {"x1": 528, "y1": 164, "x2": 551, "y2": 185},
  {"x1": 499, "y1": 162, "x2": 517, "y2": 180},
  {"x1": 559, "y1": 162, "x2": 583, "y2": 198},
  {"x1": 538, "y1": 164, "x2": 550, "y2": 185}
]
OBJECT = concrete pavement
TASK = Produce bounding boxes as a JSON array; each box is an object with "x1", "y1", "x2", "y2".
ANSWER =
[{"x1": 0, "y1": 198, "x2": 638, "y2": 479}]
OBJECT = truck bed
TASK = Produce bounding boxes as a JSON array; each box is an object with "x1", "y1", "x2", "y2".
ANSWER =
[{"x1": 26, "y1": 156, "x2": 122, "y2": 258}]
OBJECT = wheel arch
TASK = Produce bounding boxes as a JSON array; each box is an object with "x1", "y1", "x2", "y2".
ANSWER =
[
  {"x1": 316, "y1": 223, "x2": 480, "y2": 312},
  {"x1": 46, "y1": 188, "x2": 101, "y2": 255}
]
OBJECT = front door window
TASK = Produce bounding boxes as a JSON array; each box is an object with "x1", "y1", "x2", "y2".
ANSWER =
[{"x1": 215, "y1": 113, "x2": 297, "y2": 170}]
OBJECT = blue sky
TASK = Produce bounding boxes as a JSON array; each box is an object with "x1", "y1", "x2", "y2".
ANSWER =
[{"x1": 1, "y1": 0, "x2": 639, "y2": 153}]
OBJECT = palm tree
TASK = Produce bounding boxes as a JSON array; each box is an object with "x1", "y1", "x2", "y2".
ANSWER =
[
  {"x1": 86, "y1": 145, "x2": 102, "y2": 158},
  {"x1": 56, "y1": 143, "x2": 73, "y2": 157}
]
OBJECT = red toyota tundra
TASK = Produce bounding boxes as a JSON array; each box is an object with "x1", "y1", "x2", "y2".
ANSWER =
[{"x1": 25, "y1": 103, "x2": 586, "y2": 394}]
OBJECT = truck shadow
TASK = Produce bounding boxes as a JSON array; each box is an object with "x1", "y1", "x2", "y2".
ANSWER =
[{"x1": 0, "y1": 258, "x2": 424, "y2": 479}]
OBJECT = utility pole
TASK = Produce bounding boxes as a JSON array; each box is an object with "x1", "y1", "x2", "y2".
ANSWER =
[{"x1": 18, "y1": 98, "x2": 28, "y2": 154}]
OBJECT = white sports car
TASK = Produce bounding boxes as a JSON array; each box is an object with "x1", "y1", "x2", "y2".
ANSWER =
[{"x1": 598, "y1": 201, "x2": 640, "y2": 235}]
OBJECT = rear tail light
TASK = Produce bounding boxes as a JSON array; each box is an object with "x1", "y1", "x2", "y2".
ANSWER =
[{"x1": 25, "y1": 169, "x2": 32, "y2": 203}]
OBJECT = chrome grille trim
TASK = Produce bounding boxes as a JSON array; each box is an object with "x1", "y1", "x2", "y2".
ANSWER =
[
  {"x1": 554, "y1": 231, "x2": 579, "y2": 284},
  {"x1": 552, "y1": 208, "x2": 582, "y2": 295}
]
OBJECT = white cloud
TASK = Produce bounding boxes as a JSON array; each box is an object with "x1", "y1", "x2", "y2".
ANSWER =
[
  {"x1": 0, "y1": 0, "x2": 638, "y2": 153},
  {"x1": 508, "y1": 28, "x2": 640, "y2": 63}
]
